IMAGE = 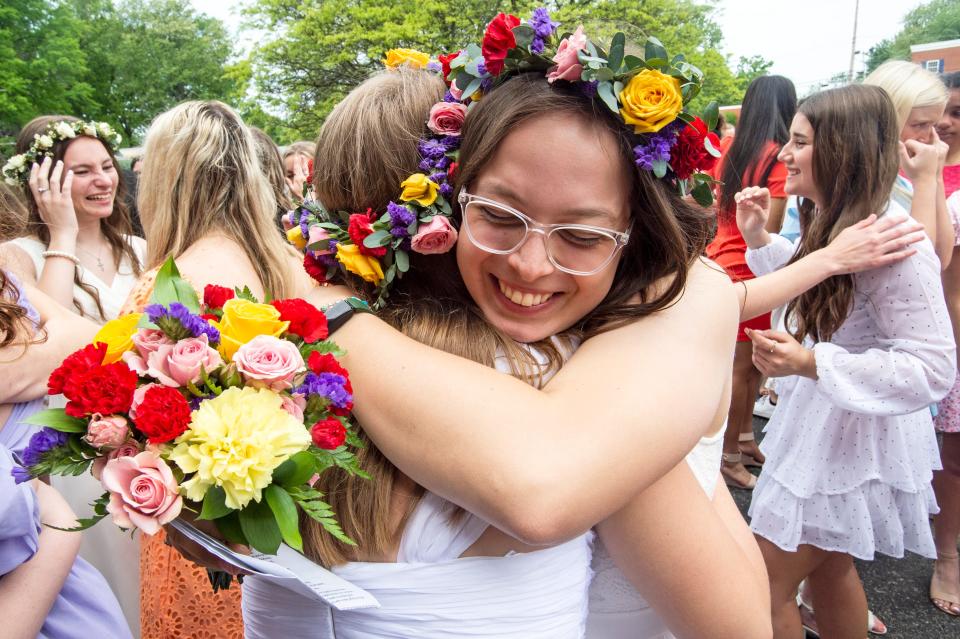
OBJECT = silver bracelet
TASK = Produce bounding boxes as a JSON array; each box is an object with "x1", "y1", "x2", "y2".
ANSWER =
[{"x1": 41, "y1": 250, "x2": 81, "y2": 266}]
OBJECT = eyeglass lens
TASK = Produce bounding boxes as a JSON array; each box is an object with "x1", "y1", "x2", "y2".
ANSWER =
[{"x1": 463, "y1": 201, "x2": 619, "y2": 274}]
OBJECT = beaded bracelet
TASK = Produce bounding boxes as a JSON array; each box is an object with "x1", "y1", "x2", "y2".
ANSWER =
[{"x1": 41, "y1": 250, "x2": 81, "y2": 266}]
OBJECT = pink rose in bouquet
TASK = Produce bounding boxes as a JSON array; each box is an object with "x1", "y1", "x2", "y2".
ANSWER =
[
  {"x1": 84, "y1": 413, "x2": 131, "y2": 450},
  {"x1": 101, "y1": 450, "x2": 182, "y2": 535},
  {"x1": 146, "y1": 334, "x2": 223, "y2": 387},
  {"x1": 427, "y1": 102, "x2": 468, "y2": 136},
  {"x1": 411, "y1": 216, "x2": 458, "y2": 254},
  {"x1": 133, "y1": 328, "x2": 175, "y2": 358},
  {"x1": 547, "y1": 26, "x2": 588, "y2": 84},
  {"x1": 233, "y1": 335, "x2": 305, "y2": 391},
  {"x1": 91, "y1": 440, "x2": 143, "y2": 480},
  {"x1": 308, "y1": 225, "x2": 332, "y2": 254},
  {"x1": 280, "y1": 393, "x2": 307, "y2": 421}
]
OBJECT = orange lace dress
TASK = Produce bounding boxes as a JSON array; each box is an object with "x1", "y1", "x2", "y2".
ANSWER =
[{"x1": 122, "y1": 269, "x2": 244, "y2": 639}]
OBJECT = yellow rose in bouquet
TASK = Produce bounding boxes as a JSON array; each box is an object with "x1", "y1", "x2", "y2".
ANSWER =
[
  {"x1": 93, "y1": 313, "x2": 142, "y2": 363},
  {"x1": 214, "y1": 299, "x2": 289, "y2": 360}
]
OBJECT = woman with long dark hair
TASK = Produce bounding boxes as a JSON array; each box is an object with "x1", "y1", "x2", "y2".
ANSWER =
[{"x1": 708, "y1": 76, "x2": 797, "y2": 490}]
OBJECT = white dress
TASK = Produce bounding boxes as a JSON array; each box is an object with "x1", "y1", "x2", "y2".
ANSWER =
[
  {"x1": 745, "y1": 208, "x2": 956, "y2": 560},
  {"x1": 242, "y1": 492, "x2": 595, "y2": 638},
  {"x1": 8, "y1": 235, "x2": 146, "y2": 635}
]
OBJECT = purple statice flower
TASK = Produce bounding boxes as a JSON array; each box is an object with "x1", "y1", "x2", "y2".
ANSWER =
[
  {"x1": 418, "y1": 138, "x2": 449, "y2": 160},
  {"x1": 480, "y1": 77, "x2": 494, "y2": 93},
  {"x1": 429, "y1": 171, "x2": 447, "y2": 184},
  {"x1": 529, "y1": 8, "x2": 559, "y2": 54},
  {"x1": 387, "y1": 202, "x2": 415, "y2": 238},
  {"x1": 439, "y1": 183, "x2": 454, "y2": 198},
  {"x1": 443, "y1": 90, "x2": 458, "y2": 103},
  {"x1": 579, "y1": 80, "x2": 599, "y2": 98},
  {"x1": 476, "y1": 60, "x2": 487, "y2": 76},
  {"x1": 427, "y1": 60, "x2": 442, "y2": 73},
  {"x1": 146, "y1": 303, "x2": 221, "y2": 346},
  {"x1": 295, "y1": 372, "x2": 352, "y2": 409},
  {"x1": 400, "y1": 238, "x2": 412, "y2": 252},
  {"x1": 11, "y1": 465, "x2": 31, "y2": 484},
  {"x1": 632, "y1": 121, "x2": 683, "y2": 172},
  {"x1": 20, "y1": 427, "x2": 69, "y2": 470}
]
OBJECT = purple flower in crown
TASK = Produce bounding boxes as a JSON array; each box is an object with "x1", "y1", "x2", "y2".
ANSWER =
[
  {"x1": 529, "y1": 8, "x2": 559, "y2": 54},
  {"x1": 439, "y1": 183, "x2": 454, "y2": 198},
  {"x1": 427, "y1": 60, "x2": 442, "y2": 73},
  {"x1": 579, "y1": 80, "x2": 599, "y2": 98},
  {"x1": 387, "y1": 202, "x2": 416, "y2": 238},
  {"x1": 632, "y1": 121, "x2": 683, "y2": 172}
]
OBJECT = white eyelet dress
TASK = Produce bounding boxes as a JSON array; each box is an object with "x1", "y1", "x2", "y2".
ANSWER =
[{"x1": 745, "y1": 204, "x2": 956, "y2": 560}]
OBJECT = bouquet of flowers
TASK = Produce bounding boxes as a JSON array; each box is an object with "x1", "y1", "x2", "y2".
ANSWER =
[{"x1": 14, "y1": 259, "x2": 364, "y2": 567}]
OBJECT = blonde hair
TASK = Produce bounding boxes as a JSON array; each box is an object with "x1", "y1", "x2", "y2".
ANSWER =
[
  {"x1": 864, "y1": 60, "x2": 948, "y2": 132},
  {"x1": 282, "y1": 140, "x2": 316, "y2": 163},
  {"x1": 138, "y1": 101, "x2": 299, "y2": 298}
]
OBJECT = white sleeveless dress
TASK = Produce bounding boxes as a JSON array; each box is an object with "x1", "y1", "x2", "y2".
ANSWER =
[
  {"x1": 8, "y1": 235, "x2": 146, "y2": 636},
  {"x1": 242, "y1": 492, "x2": 595, "y2": 638}
]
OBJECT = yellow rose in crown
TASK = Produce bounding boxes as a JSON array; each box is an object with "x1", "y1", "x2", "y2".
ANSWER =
[
  {"x1": 384, "y1": 48, "x2": 431, "y2": 69},
  {"x1": 399, "y1": 173, "x2": 439, "y2": 207},
  {"x1": 214, "y1": 299, "x2": 289, "y2": 360},
  {"x1": 336, "y1": 243, "x2": 385, "y2": 284},
  {"x1": 93, "y1": 313, "x2": 143, "y2": 364},
  {"x1": 619, "y1": 69, "x2": 684, "y2": 134},
  {"x1": 286, "y1": 225, "x2": 307, "y2": 250}
]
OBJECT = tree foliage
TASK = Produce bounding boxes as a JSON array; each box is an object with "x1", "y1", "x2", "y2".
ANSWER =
[
  {"x1": 1, "y1": 0, "x2": 239, "y2": 148},
  {"x1": 248, "y1": 0, "x2": 766, "y2": 141},
  {"x1": 866, "y1": 0, "x2": 960, "y2": 72}
]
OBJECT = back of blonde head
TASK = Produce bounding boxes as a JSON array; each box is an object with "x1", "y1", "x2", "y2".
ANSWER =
[
  {"x1": 864, "y1": 60, "x2": 948, "y2": 131},
  {"x1": 139, "y1": 100, "x2": 298, "y2": 298}
]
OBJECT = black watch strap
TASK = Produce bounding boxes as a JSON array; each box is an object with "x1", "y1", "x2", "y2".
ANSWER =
[{"x1": 324, "y1": 297, "x2": 372, "y2": 334}]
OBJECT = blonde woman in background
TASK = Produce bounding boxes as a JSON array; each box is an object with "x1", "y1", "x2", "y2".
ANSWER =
[
  {"x1": 865, "y1": 60, "x2": 953, "y2": 268},
  {"x1": 282, "y1": 140, "x2": 316, "y2": 203},
  {"x1": 129, "y1": 99, "x2": 314, "y2": 639},
  {"x1": 250, "y1": 127, "x2": 295, "y2": 228}
]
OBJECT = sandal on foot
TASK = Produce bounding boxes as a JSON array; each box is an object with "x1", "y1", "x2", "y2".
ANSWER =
[
  {"x1": 931, "y1": 551, "x2": 960, "y2": 616},
  {"x1": 797, "y1": 588, "x2": 887, "y2": 636},
  {"x1": 738, "y1": 432, "x2": 765, "y2": 467},
  {"x1": 721, "y1": 453, "x2": 757, "y2": 490}
]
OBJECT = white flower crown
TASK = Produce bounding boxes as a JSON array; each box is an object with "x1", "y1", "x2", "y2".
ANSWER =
[{"x1": 3, "y1": 120, "x2": 122, "y2": 186}]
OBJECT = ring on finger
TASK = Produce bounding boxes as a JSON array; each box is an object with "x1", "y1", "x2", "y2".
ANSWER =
[
  {"x1": 37, "y1": 187, "x2": 49, "y2": 194},
  {"x1": 769, "y1": 345, "x2": 776, "y2": 353}
]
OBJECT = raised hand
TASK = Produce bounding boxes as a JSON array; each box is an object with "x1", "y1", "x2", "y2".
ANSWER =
[
  {"x1": 821, "y1": 214, "x2": 925, "y2": 274},
  {"x1": 28, "y1": 158, "x2": 78, "y2": 241},
  {"x1": 899, "y1": 138, "x2": 940, "y2": 182},
  {"x1": 285, "y1": 154, "x2": 311, "y2": 202},
  {"x1": 735, "y1": 186, "x2": 771, "y2": 248}
]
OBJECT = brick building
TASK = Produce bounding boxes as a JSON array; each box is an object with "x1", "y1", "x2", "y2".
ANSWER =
[{"x1": 910, "y1": 39, "x2": 960, "y2": 74}]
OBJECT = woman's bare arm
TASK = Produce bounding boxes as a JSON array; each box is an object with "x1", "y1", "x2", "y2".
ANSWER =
[
  {"x1": 598, "y1": 464, "x2": 771, "y2": 639},
  {"x1": 308, "y1": 261, "x2": 738, "y2": 544}
]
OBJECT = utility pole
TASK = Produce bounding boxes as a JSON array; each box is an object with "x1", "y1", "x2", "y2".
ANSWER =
[{"x1": 848, "y1": 0, "x2": 860, "y2": 82}]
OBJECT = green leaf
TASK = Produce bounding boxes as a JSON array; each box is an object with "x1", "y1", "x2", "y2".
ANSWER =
[
  {"x1": 289, "y1": 487, "x2": 355, "y2": 546},
  {"x1": 214, "y1": 511, "x2": 248, "y2": 545},
  {"x1": 384, "y1": 264, "x2": 397, "y2": 284},
  {"x1": 460, "y1": 76, "x2": 482, "y2": 99},
  {"x1": 623, "y1": 55, "x2": 644, "y2": 71},
  {"x1": 644, "y1": 37, "x2": 668, "y2": 63},
  {"x1": 608, "y1": 33, "x2": 625, "y2": 72},
  {"x1": 593, "y1": 67, "x2": 614, "y2": 82},
  {"x1": 238, "y1": 498, "x2": 283, "y2": 554},
  {"x1": 46, "y1": 492, "x2": 111, "y2": 532},
  {"x1": 362, "y1": 230, "x2": 391, "y2": 248},
  {"x1": 702, "y1": 101, "x2": 720, "y2": 131},
  {"x1": 512, "y1": 24, "x2": 535, "y2": 50},
  {"x1": 265, "y1": 485, "x2": 302, "y2": 552},
  {"x1": 199, "y1": 486, "x2": 232, "y2": 521},
  {"x1": 652, "y1": 159, "x2": 668, "y2": 179},
  {"x1": 151, "y1": 257, "x2": 201, "y2": 312},
  {"x1": 24, "y1": 409, "x2": 87, "y2": 433},
  {"x1": 596, "y1": 82, "x2": 619, "y2": 114},
  {"x1": 691, "y1": 181, "x2": 714, "y2": 207},
  {"x1": 395, "y1": 250, "x2": 409, "y2": 273},
  {"x1": 234, "y1": 286, "x2": 258, "y2": 303},
  {"x1": 272, "y1": 450, "x2": 317, "y2": 488},
  {"x1": 704, "y1": 135, "x2": 721, "y2": 158}
]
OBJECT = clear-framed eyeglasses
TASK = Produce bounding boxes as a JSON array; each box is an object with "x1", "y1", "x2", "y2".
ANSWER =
[{"x1": 458, "y1": 189, "x2": 631, "y2": 276}]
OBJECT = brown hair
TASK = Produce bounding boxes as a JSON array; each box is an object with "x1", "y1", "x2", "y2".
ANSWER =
[
  {"x1": 249, "y1": 126, "x2": 293, "y2": 225},
  {"x1": 305, "y1": 69, "x2": 711, "y2": 566},
  {"x1": 0, "y1": 183, "x2": 45, "y2": 350},
  {"x1": 139, "y1": 101, "x2": 300, "y2": 299},
  {"x1": 15, "y1": 115, "x2": 141, "y2": 320},
  {"x1": 785, "y1": 84, "x2": 901, "y2": 342}
]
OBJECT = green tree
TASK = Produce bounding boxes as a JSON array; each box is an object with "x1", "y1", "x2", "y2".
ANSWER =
[
  {"x1": 0, "y1": 0, "x2": 97, "y2": 143},
  {"x1": 74, "y1": 0, "x2": 239, "y2": 142},
  {"x1": 735, "y1": 55, "x2": 774, "y2": 93},
  {"x1": 247, "y1": 0, "x2": 763, "y2": 139},
  {"x1": 866, "y1": 0, "x2": 960, "y2": 72}
]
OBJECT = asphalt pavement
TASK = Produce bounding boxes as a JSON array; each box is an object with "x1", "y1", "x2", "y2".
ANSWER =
[{"x1": 727, "y1": 416, "x2": 958, "y2": 639}]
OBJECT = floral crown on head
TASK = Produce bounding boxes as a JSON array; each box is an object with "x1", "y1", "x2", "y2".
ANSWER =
[
  {"x1": 444, "y1": 8, "x2": 721, "y2": 204},
  {"x1": 287, "y1": 50, "x2": 466, "y2": 309},
  {"x1": 2, "y1": 120, "x2": 122, "y2": 186}
]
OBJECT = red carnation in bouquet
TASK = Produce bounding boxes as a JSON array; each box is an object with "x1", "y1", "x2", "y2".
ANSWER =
[
  {"x1": 63, "y1": 362, "x2": 139, "y2": 418},
  {"x1": 482, "y1": 13, "x2": 520, "y2": 76},
  {"x1": 303, "y1": 252, "x2": 328, "y2": 285},
  {"x1": 203, "y1": 284, "x2": 235, "y2": 310},
  {"x1": 438, "y1": 50, "x2": 462, "y2": 84},
  {"x1": 48, "y1": 342, "x2": 107, "y2": 395},
  {"x1": 671, "y1": 117, "x2": 721, "y2": 180},
  {"x1": 348, "y1": 209, "x2": 387, "y2": 258},
  {"x1": 311, "y1": 418, "x2": 347, "y2": 450},
  {"x1": 271, "y1": 298, "x2": 328, "y2": 343},
  {"x1": 133, "y1": 386, "x2": 192, "y2": 444}
]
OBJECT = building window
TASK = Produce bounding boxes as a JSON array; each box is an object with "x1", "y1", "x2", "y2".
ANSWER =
[{"x1": 924, "y1": 59, "x2": 943, "y2": 72}]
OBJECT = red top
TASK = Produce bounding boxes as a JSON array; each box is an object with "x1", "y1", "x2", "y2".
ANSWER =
[
  {"x1": 706, "y1": 137, "x2": 787, "y2": 281},
  {"x1": 944, "y1": 163, "x2": 960, "y2": 199}
]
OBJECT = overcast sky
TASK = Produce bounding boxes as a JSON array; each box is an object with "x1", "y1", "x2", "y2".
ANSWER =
[{"x1": 190, "y1": 0, "x2": 923, "y2": 96}]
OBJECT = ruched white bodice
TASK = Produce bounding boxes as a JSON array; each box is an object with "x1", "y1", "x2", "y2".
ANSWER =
[{"x1": 242, "y1": 491, "x2": 594, "y2": 638}]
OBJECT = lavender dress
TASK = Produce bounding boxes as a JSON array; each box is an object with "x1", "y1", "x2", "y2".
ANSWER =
[{"x1": 0, "y1": 278, "x2": 131, "y2": 638}]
